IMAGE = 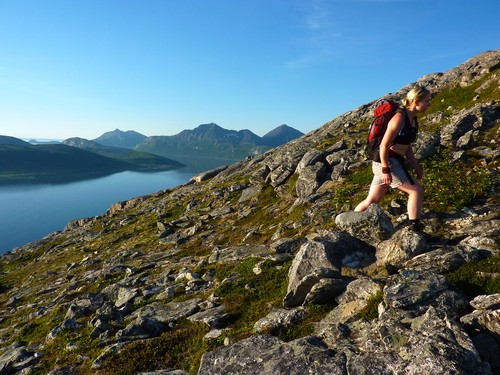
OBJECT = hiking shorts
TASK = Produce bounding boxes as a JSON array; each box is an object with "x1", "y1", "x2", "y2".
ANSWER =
[{"x1": 372, "y1": 156, "x2": 414, "y2": 188}]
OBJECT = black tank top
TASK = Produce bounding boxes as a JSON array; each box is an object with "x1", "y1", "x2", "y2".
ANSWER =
[{"x1": 393, "y1": 109, "x2": 418, "y2": 145}]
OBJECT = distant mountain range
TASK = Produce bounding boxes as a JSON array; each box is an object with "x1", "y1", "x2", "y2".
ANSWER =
[
  {"x1": 1, "y1": 123, "x2": 303, "y2": 183},
  {"x1": 95, "y1": 123, "x2": 304, "y2": 165}
]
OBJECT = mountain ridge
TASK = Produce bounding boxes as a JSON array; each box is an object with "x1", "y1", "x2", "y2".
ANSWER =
[
  {"x1": 1, "y1": 123, "x2": 303, "y2": 183},
  {"x1": 133, "y1": 123, "x2": 304, "y2": 165}
]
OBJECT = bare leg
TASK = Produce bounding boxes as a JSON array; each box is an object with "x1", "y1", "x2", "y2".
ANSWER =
[
  {"x1": 397, "y1": 181, "x2": 423, "y2": 220},
  {"x1": 354, "y1": 184, "x2": 388, "y2": 212}
]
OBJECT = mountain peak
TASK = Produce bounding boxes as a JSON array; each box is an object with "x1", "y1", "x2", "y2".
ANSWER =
[
  {"x1": 263, "y1": 124, "x2": 304, "y2": 146},
  {"x1": 93, "y1": 129, "x2": 147, "y2": 149}
]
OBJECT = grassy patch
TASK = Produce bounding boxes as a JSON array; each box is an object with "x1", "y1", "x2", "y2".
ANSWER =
[
  {"x1": 332, "y1": 166, "x2": 373, "y2": 211},
  {"x1": 100, "y1": 320, "x2": 211, "y2": 375},
  {"x1": 428, "y1": 68, "x2": 500, "y2": 114},
  {"x1": 445, "y1": 254, "x2": 500, "y2": 300},
  {"x1": 214, "y1": 258, "x2": 290, "y2": 340},
  {"x1": 35, "y1": 326, "x2": 101, "y2": 374},
  {"x1": 422, "y1": 150, "x2": 493, "y2": 211}
]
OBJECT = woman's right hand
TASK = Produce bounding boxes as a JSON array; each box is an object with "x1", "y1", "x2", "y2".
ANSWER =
[{"x1": 382, "y1": 172, "x2": 392, "y2": 185}]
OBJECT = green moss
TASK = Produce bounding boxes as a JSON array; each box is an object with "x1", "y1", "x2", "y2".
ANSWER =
[
  {"x1": 445, "y1": 254, "x2": 500, "y2": 300},
  {"x1": 287, "y1": 173, "x2": 299, "y2": 194},
  {"x1": 34, "y1": 325, "x2": 101, "y2": 374}
]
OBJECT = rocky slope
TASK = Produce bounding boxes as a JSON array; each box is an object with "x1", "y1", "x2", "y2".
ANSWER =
[{"x1": 0, "y1": 50, "x2": 499, "y2": 374}]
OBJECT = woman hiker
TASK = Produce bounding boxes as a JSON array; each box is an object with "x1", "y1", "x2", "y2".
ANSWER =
[{"x1": 354, "y1": 85, "x2": 431, "y2": 231}]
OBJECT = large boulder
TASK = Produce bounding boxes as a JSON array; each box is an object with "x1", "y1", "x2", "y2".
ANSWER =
[
  {"x1": 335, "y1": 204, "x2": 394, "y2": 247},
  {"x1": 197, "y1": 335, "x2": 346, "y2": 375},
  {"x1": 283, "y1": 238, "x2": 343, "y2": 308},
  {"x1": 461, "y1": 294, "x2": 500, "y2": 373},
  {"x1": 376, "y1": 226, "x2": 429, "y2": 272},
  {"x1": 295, "y1": 162, "x2": 327, "y2": 197},
  {"x1": 383, "y1": 270, "x2": 468, "y2": 319}
]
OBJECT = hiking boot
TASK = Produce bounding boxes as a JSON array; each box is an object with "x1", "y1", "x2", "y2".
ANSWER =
[{"x1": 408, "y1": 219, "x2": 424, "y2": 232}]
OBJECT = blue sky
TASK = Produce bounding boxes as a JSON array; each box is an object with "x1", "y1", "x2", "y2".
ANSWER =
[{"x1": 1, "y1": 0, "x2": 499, "y2": 140}]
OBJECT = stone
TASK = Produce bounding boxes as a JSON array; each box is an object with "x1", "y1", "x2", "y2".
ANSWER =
[
  {"x1": 115, "y1": 299, "x2": 202, "y2": 340},
  {"x1": 187, "y1": 306, "x2": 231, "y2": 329},
  {"x1": 208, "y1": 244, "x2": 272, "y2": 263},
  {"x1": 198, "y1": 335, "x2": 346, "y2": 375},
  {"x1": 283, "y1": 238, "x2": 342, "y2": 308},
  {"x1": 295, "y1": 150, "x2": 326, "y2": 174},
  {"x1": 461, "y1": 294, "x2": 500, "y2": 336},
  {"x1": 403, "y1": 246, "x2": 468, "y2": 273},
  {"x1": 253, "y1": 307, "x2": 307, "y2": 334},
  {"x1": 0, "y1": 342, "x2": 39, "y2": 374},
  {"x1": 238, "y1": 185, "x2": 262, "y2": 203},
  {"x1": 115, "y1": 287, "x2": 139, "y2": 308},
  {"x1": 295, "y1": 162, "x2": 327, "y2": 197},
  {"x1": 270, "y1": 237, "x2": 307, "y2": 254},
  {"x1": 191, "y1": 166, "x2": 228, "y2": 183},
  {"x1": 376, "y1": 227, "x2": 429, "y2": 271},
  {"x1": 335, "y1": 204, "x2": 394, "y2": 247},
  {"x1": 402, "y1": 307, "x2": 490, "y2": 375},
  {"x1": 303, "y1": 278, "x2": 348, "y2": 305},
  {"x1": 383, "y1": 270, "x2": 468, "y2": 319}
]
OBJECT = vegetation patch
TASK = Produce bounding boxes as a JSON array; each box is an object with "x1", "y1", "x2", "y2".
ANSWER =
[
  {"x1": 445, "y1": 254, "x2": 500, "y2": 300},
  {"x1": 214, "y1": 258, "x2": 290, "y2": 341},
  {"x1": 100, "y1": 320, "x2": 210, "y2": 375},
  {"x1": 427, "y1": 68, "x2": 500, "y2": 114},
  {"x1": 422, "y1": 150, "x2": 493, "y2": 211},
  {"x1": 332, "y1": 166, "x2": 374, "y2": 211}
]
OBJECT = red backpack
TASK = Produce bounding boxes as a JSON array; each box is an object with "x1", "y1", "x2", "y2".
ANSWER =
[{"x1": 365, "y1": 99, "x2": 400, "y2": 162}]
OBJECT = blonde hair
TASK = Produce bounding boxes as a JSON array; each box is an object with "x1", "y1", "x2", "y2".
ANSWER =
[{"x1": 402, "y1": 85, "x2": 430, "y2": 107}]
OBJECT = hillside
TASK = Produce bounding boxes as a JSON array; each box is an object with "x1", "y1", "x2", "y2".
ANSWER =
[
  {"x1": 0, "y1": 138, "x2": 184, "y2": 184},
  {"x1": 0, "y1": 50, "x2": 499, "y2": 374},
  {"x1": 0, "y1": 143, "x2": 132, "y2": 184},
  {"x1": 0, "y1": 136, "x2": 30, "y2": 146},
  {"x1": 63, "y1": 137, "x2": 184, "y2": 171}
]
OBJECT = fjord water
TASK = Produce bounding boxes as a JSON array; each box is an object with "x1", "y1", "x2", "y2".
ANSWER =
[{"x1": 0, "y1": 169, "x2": 196, "y2": 254}]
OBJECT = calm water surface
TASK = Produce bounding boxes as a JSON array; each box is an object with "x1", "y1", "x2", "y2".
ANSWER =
[{"x1": 0, "y1": 169, "x2": 195, "y2": 254}]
